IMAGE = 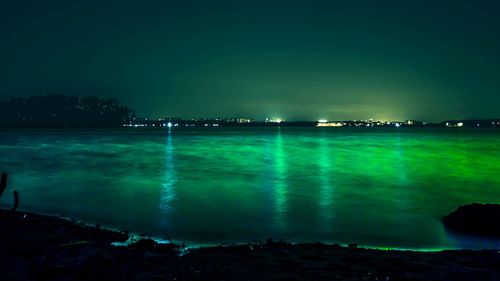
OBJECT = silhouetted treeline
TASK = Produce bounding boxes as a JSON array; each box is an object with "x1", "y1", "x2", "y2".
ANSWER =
[{"x1": 0, "y1": 94, "x2": 135, "y2": 127}]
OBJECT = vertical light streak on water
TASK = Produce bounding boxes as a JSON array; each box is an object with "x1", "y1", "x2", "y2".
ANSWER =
[
  {"x1": 318, "y1": 133, "x2": 334, "y2": 234},
  {"x1": 273, "y1": 128, "x2": 288, "y2": 233},
  {"x1": 159, "y1": 129, "x2": 176, "y2": 228},
  {"x1": 388, "y1": 134, "x2": 422, "y2": 242},
  {"x1": 395, "y1": 136, "x2": 408, "y2": 186},
  {"x1": 393, "y1": 134, "x2": 409, "y2": 207}
]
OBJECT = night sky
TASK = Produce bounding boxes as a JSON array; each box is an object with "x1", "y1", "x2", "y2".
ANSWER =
[{"x1": 1, "y1": 0, "x2": 499, "y2": 121}]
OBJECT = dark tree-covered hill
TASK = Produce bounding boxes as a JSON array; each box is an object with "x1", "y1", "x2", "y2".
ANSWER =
[{"x1": 0, "y1": 94, "x2": 135, "y2": 127}]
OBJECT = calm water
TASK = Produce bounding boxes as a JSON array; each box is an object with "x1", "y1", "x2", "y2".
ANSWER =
[{"x1": 1, "y1": 128, "x2": 499, "y2": 249}]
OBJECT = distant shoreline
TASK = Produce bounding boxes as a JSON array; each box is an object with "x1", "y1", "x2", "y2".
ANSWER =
[
  {"x1": 1, "y1": 118, "x2": 500, "y2": 129},
  {"x1": 1, "y1": 125, "x2": 500, "y2": 129}
]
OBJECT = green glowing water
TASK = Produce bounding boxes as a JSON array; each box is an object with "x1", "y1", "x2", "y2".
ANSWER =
[{"x1": 1, "y1": 128, "x2": 499, "y2": 249}]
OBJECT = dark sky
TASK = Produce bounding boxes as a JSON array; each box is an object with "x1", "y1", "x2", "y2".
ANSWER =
[{"x1": 1, "y1": 0, "x2": 499, "y2": 121}]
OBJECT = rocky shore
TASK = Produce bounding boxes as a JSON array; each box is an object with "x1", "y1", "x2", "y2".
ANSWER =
[
  {"x1": 1, "y1": 209, "x2": 499, "y2": 281},
  {"x1": 443, "y1": 203, "x2": 500, "y2": 237}
]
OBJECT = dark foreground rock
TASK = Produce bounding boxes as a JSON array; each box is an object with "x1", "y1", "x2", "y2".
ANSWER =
[
  {"x1": 443, "y1": 203, "x2": 500, "y2": 237},
  {"x1": 1, "y1": 210, "x2": 500, "y2": 281}
]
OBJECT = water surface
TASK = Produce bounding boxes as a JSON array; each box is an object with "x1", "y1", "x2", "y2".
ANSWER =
[{"x1": 1, "y1": 127, "x2": 499, "y2": 249}]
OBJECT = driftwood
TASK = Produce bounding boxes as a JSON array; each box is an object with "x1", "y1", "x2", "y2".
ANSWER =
[
  {"x1": 0, "y1": 172, "x2": 20, "y2": 211},
  {"x1": 0, "y1": 172, "x2": 7, "y2": 197}
]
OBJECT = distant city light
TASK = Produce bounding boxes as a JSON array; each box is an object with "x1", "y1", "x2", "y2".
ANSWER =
[
  {"x1": 317, "y1": 122, "x2": 343, "y2": 127},
  {"x1": 121, "y1": 117, "x2": 496, "y2": 129}
]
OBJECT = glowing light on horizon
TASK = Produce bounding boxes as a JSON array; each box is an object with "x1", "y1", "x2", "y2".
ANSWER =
[{"x1": 317, "y1": 122, "x2": 343, "y2": 127}]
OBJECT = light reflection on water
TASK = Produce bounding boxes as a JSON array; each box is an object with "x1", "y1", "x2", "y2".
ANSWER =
[
  {"x1": 272, "y1": 128, "x2": 287, "y2": 233},
  {"x1": 0, "y1": 127, "x2": 499, "y2": 249},
  {"x1": 318, "y1": 132, "x2": 334, "y2": 234},
  {"x1": 159, "y1": 129, "x2": 175, "y2": 228}
]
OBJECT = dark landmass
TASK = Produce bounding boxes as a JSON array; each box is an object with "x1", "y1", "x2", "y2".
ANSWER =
[
  {"x1": 443, "y1": 203, "x2": 500, "y2": 237},
  {"x1": 0, "y1": 94, "x2": 134, "y2": 128},
  {"x1": 1, "y1": 210, "x2": 499, "y2": 281}
]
